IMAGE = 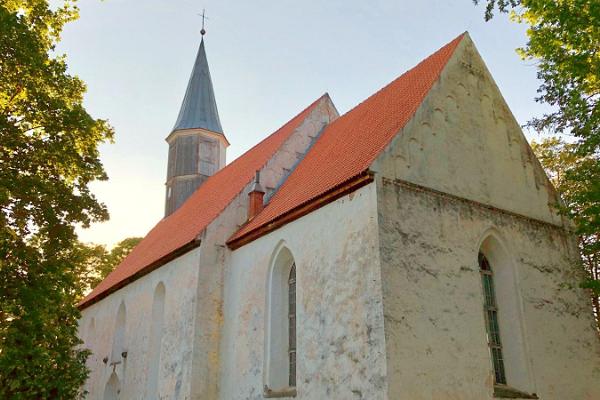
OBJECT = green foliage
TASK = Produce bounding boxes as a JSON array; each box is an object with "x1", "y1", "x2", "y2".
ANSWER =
[
  {"x1": 75, "y1": 237, "x2": 143, "y2": 298},
  {"x1": 475, "y1": 0, "x2": 600, "y2": 331},
  {"x1": 474, "y1": 0, "x2": 520, "y2": 21},
  {"x1": 531, "y1": 138, "x2": 600, "y2": 328},
  {"x1": 0, "y1": 0, "x2": 113, "y2": 397},
  {"x1": 474, "y1": 0, "x2": 600, "y2": 155}
]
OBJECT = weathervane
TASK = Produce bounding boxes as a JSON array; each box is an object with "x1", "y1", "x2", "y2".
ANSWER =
[{"x1": 199, "y1": 8, "x2": 208, "y2": 36}]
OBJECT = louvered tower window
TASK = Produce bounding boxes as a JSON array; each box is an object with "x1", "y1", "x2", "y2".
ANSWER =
[
  {"x1": 288, "y1": 263, "x2": 296, "y2": 387},
  {"x1": 479, "y1": 252, "x2": 507, "y2": 385}
]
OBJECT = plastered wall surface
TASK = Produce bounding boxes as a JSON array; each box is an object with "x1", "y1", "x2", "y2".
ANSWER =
[
  {"x1": 189, "y1": 96, "x2": 339, "y2": 400},
  {"x1": 79, "y1": 36, "x2": 600, "y2": 400},
  {"x1": 79, "y1": 96, "x2": 339, "y2": 400},
  {"x1": 373, "y1": 34, "x2": 600, "y2": 400},
  {"x1": 221, "y1": 183, "x2": 388, "y2": 400},
  {"x1": 79, "y1": 247, "x2": 201, "y2": 399},
  {"x1": 375, "y1": 35, "x2": 565, "y2": 227},
  {"x1": 376, "y1": 180, "x2": 600, "y2": 400}
]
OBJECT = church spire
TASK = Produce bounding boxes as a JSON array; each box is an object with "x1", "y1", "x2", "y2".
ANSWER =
[
  {"x1": 172, "y1": 35, "x2": 223, "y2": 134},
  {"x1": 165, "y1": 22, "x2": 229, "y2": 217}
]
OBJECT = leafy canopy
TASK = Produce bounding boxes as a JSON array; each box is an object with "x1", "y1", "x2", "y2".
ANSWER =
[
  {"x1": 474, "y1": 0, "x2": 600, "y2": 329},
  {"x1": 0, "y1": 0, "x2": 113, "y2": 397},
  {"x1": 75, "y1": 237, "x2": 143, "y2": 299},
  {"x1": 532, "y1": 138, "x2": 600, "y2": 329},
  {"x1": 474, "y1": 0, "x2": 599, "y2": 154}
]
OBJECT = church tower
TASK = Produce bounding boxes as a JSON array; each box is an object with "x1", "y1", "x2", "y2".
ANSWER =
[{"x1": 164, "y1": 31, "x2": 228, "y2": 216}]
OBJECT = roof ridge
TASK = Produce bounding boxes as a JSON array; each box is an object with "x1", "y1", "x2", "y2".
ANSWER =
[
  {"x1": 333, "y1": 32, "x2": 466, "y2": 125},
  {"x1": 217, "y1": 94, "x2": 328, "y2": 173},
  {"x1": 79, "y1": 93, "x2": 329, "y2": 308},
  {"x1": 164, "y1": 93, "x2": 329, "y2": 221},
  {"x1": 227, "y1": 33, "x2": 466, "y2": 247}
]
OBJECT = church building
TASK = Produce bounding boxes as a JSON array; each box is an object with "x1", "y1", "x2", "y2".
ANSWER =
[{"x1": 78, "y1": 31, "x2": 600, "y2": 399}]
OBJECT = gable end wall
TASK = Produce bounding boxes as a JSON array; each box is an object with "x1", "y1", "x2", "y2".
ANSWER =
[{"x1": 372, "y1": 35, "x2": 600, "y2": 400}]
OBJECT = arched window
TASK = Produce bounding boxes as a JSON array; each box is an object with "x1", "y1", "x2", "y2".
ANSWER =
[
  {"x1": 478, "y1": 234, "x2": 536, "y2": 398},
  {"x1": 146, "y1": 282, "x2": 166, "y2": 398},
  {"x1": 84, "y1": 317, "x2": 96, "y2": 364},
  {"x1": 84, "y1": 317, "x2": 95, "y2": 349},
  {"x1": 288, "y1": 264, "x2": 296, "y2": 387},
  {"x1": 479, "y1": 252, "x2": 506, "y2": 385},
  {"x1": 111, "y1": 302, "x2": 127, "y2": 364},
  {"x1": 264, "y1": 245, "x2": 297, "y2": 397}
]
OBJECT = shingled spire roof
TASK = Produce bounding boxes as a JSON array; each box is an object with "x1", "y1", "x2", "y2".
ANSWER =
[{"x1": 172, "y1": 38, "x2": 224, "y2": 134}]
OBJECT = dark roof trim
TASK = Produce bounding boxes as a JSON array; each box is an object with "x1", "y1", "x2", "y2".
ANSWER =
[
  {"x1": 227, "y1": 171, "x2": 374, "y2": 250},
  {"x1": 78, "y1": 239, "x2": 201, "y2": 310}
]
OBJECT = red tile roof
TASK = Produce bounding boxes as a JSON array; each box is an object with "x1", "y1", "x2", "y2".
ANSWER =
[
  {"x1": 80, "y1": 95, "x2": 329, "y2": 308},
  {"x1": 228, "y1": 33, "x2": 465, "y2": 247}
]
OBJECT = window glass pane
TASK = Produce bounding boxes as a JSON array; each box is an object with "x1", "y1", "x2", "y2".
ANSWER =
[
  {"x1": 289, "y1": 351, "x2": 296, "y2": 387},
  {"x1": 482, "y1": 275, "x2": 494, "y2": 306},
  {"x1": 492, "y1": 347, "x2": 507, "y2": 384},
  {"x1": 479, "y1": 253, "x2": 507, "y2": 385},
  {"x1": 288, "y1": 263, "x2": 296, "y2": 387}
]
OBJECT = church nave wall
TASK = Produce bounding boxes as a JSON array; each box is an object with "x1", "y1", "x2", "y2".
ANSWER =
[
  {"x1": 79, "y1": 247, "x2": 201, "y2": 399},
  {"x1": 376, "y1": 177, "x2": 600, "y2": 400},
  {"x1": 188, "y1": 95, "x2": 339, "y2": 400},
  {"x1": 373, "y1": 34, "x2": 565, "y2": 228},
  {"x1": 221, "y1": 183, "x2": 388, "y2": 400}
]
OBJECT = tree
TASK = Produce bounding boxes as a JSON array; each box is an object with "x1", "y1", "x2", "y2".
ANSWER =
[
  {"x1": 75, "y1": 237, "x2": 143, "y2": 298},
  {"x1": 0, "y1": 0, "x2": 113, "y2": 397},
  {"x1": 474, "y1": 0, "x2": 600, "y2": 330},
  {"x1": 531, "y1": 137, "x2": 600, "y2": 330},
  {"x1": 474, "y1": 0, "x2": 599, "y2": 148}
]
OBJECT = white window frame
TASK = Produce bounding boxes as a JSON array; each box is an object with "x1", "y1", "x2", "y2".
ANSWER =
[{"x1": 264, "y1": 244, "x2": 297, "y2": 398}]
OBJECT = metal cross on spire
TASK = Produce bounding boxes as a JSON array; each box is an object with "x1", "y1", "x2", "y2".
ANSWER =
[{"x1": 199, "y1": 8, "x2": 208, "y2": 36}]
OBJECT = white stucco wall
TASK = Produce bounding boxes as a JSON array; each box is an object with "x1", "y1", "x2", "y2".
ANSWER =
[
  {"x1": 376, "y1": 179, "x2": 600, "y2": 400},
  {"x1": 372, "y1": 34, "x2": 600, "y2": 400},
  {"x1": 79, "y1": 247, "x2": 201, "y2": 399},
  {"x1": 221, "y1": 183, "x2": 388, "y2": 400},
  {"x1": 80, "y1": 95, "x2": 339, "y2": 400},
  {"x1": 374, "y1": 34, "x2": 565, "y2": 227},
  {"x1": 189, "y1": 95, "x2": 339, "y2": 400},
  {"x1": 80, "y1": 35, "x2": 600, "y2": 400}
]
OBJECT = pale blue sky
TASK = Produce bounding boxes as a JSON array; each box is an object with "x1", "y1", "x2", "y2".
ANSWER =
[{"x1": 62, "y1": 0, "x2": 547, "y2": 246}]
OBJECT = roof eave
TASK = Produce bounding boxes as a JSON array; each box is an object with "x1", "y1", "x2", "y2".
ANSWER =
[
  {"x1": 165, "y1": 127, "x2": 230, "y2": 147},
  {"x1": 227, "y1": 170, "x2": 375, "y2": 250},
  {"x1": 78, "y1": 238, "x2": 202, "y2": 310}
]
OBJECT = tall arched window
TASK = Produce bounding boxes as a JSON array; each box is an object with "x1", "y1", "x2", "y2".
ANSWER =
[
  {"x1": 479, "y1": 252, "x2": 506, "y2": 385},
  {"x1": 478, "y1": 234, "x2": 536, "y2": 398},
  {"x1": 264, "y1": 245, "x2": 297, "y2": 397},
  {"x1": 111, "y1": 302, "x2": 127, "y2": 364},
  {"x1": 288, "y1": 264, "x2": 296, "y2": 388},
  {"x1": 85, "y1": 317, "x2": 95, "y2": 348},
  {"x1": 84, "y1": 317, "x2": 96, "y2": 367},
  {"x1": 146, "y1": 282, "x2": 166, "y2": 398}
]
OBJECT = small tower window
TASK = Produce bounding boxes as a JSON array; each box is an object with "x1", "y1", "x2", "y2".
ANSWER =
[{"x1": 479, "y1": 252, "x2": 507, "y2": 385}]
